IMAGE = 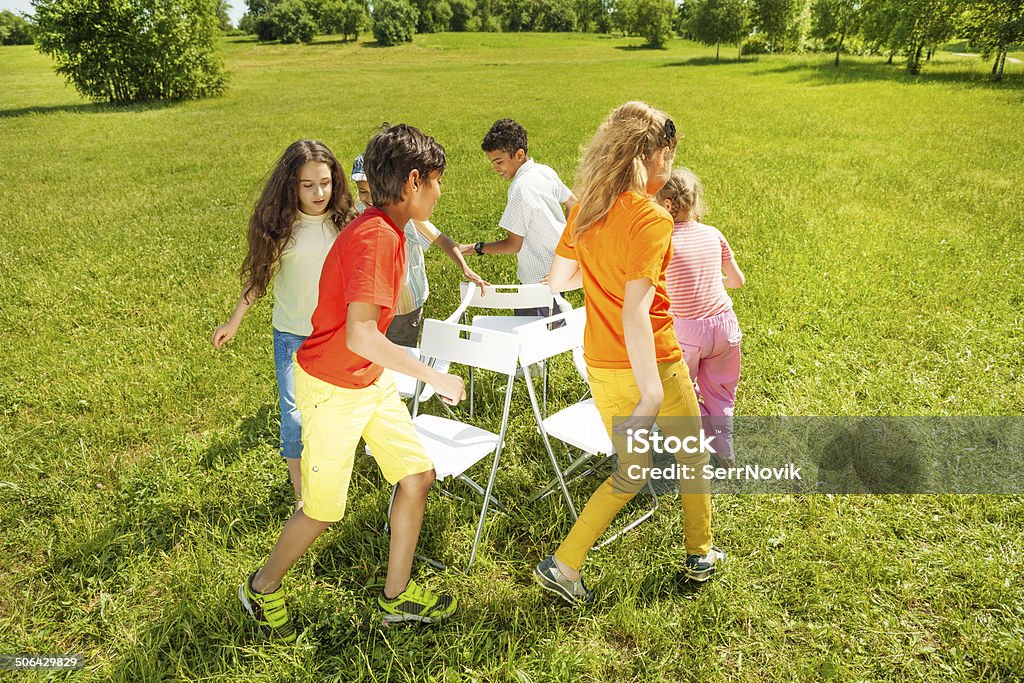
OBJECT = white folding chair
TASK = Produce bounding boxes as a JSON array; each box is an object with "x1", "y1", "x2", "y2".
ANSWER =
[
  {"x1": 448, "y1": 282, "x2": 556, "y2": 417},
  {"x1": 392, "y1": 346, "x2": 449, "y2": 403},
  {"x1": 389, "y1": 317, "x2": 521, "y2": 572},
  {"x1": 516, "y1": 309, "x2": 659, "y2": 548}
]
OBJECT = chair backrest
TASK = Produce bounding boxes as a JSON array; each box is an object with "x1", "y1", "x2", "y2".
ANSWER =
[
  {"x1": 514, "y1": 307, "x2": 586, "y2": 366},
  {"x1": 420, "y1": 319, "x2": 521, "y2": 376},
  {"x1": 457, "y1": 282, "x2": 553, "y2": 312}
]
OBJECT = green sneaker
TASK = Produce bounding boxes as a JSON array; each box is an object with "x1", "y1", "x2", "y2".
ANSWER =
[
  {"x1": 378, "y1": 579, "x2": 457, "y2": 624},
  {"x1": 238, "y1": 572, "x2": 297, "y2": 642}
]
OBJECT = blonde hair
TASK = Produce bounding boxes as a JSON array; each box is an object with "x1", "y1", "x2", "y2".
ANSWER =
[
  {"x1": 656, "y1": 167, "x2": 705, "y2": 223},
  {"x1": 571, "y1": 101, "x2": 679, "y2": 240}
]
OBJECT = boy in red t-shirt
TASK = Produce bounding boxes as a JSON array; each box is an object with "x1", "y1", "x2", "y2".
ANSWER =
[{"x1": 239, "y1": 125, "x2": 466, "y2": 639}]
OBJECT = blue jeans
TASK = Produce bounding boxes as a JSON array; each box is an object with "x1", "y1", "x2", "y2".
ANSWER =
[{"x1": 273, "y1": 328, "x2": 307, "y2": 460}]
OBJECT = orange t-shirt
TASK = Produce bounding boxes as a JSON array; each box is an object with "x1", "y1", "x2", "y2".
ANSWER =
[
  {"x1": 555, "y1": 191, "x2": 681, "y2": 369},
  {"x1": 296, "y1": 208, "x2": 407, "y2": 389}
]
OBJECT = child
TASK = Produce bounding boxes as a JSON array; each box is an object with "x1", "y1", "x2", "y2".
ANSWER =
[
  {"x1": 351, "y1": 154, "x2": 489, "y2": 347},
  {"x1": 656, "y1": 168, "x2": 745, "y2": 468},
  {"x1": 238, "y1": 124, "x2": 466, "y2": 640},
  {"x1": 460, "y1": 118, "x2": 577, "y2": 317},
  {"x1": 212, "y1": 140, "x2": 358, "y2": 509},
  {"x1": 535, "y1": 102, "x2": 725, "y2": 605}
]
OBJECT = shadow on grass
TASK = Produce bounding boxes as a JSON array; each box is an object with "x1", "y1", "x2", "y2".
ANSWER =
[
  {"x1": 660, "y1": 56, "x2": 751, "y2": 67},
  {"x1": 0, "y1": 100, "x2": 179, "y2": 119},
  {"x1": 754, "y1": 58, "x2": 1023, "y2": 91},
  {"x1": 615, "y1": 44, "x2": 666, "y2": 52},
  {"x1": 198, "y1": 404, "x2": 277, "y2": 471}
]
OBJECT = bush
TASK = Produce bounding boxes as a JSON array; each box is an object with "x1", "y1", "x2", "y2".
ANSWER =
[
  {"x1": 238, "y1": 12, "x2": 257, "y2": 33},
  {"x1": 634, "y1": 0, "x2": 674, "y2": 48},
  {"x1": 534, "y1": 0, "x2": 576, "y2": 32},
  {"x1": 319, "y1": 0, "x2": 367, "y2": 39},
  {"x1": 271, "y1": 0, "x2": 317, "y2": 42},
  {"x1": 0, "y1": 10, "x2": 34, "y2": 45},
  {"x1": 372, "y1": 0, "x2": 418, "y2": 45},
  {"x1": 449, "y1": 0, "x2": 476, "y2": 30},
  {"x1": 32, "y1": 0, "x2": 226, "y2": 104},
  {"x1": 742, "y1": 32, "x2": 771, "y2": 54}
]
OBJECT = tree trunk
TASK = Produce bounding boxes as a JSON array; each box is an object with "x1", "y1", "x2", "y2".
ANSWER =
[
  {"x1": 926, "y1": 47, "x2": 933, "y2": 61},
  {"x1": 993, "y1": 52, "x2": 1000, "y2": 74},
  {"x1": 908, "y1": 43, "x2": 923, "y2": 74},
  {"x1": 887, "y1": 50, "x2": 894, "y2": 65},
  {"x1": 997, "y1": 50, "x2": 1007, "y2": 81},
  {"x1": 738, "y1": 42, "x2": 742, "y2": 61},
  {"x1": 835, "y1": 30, "x2": 844, "y2": 67},
  {"x1": 716, "y1": 42, "x2": 720, "y2": 61}
]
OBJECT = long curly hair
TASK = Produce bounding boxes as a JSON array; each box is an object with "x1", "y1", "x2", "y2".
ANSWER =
[
  {"x1": 571, "y1": 101, "x2": 678, "y2": 241},
  {"x1": 240, "y1": 140, "x2": 358, "y2": 299}
]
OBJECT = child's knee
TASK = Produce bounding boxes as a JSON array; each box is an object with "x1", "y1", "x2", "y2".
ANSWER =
[{"x1": 400, "y1": 469, "x2": 435, "y2": 497}]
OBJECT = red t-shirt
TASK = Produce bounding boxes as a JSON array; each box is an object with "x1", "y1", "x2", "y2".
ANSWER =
[{"x1": 296, "y1": 208, "x2": 407, "y2": 389}]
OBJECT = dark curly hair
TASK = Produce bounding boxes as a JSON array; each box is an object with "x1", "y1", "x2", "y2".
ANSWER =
[
  {"x1": 240, "y1": 140, "x2": 358, "y2": 300},
  {"x1": 481, "y1": 118, "x2": 528, "y2": 156},
  {"x1": 363, "y1": 124, "x2": 447, "y2": 207}
]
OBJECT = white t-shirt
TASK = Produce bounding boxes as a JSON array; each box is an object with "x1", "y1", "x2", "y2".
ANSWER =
[
  {"x1": 499, "y1": 159, "x2": 572, "y2": 284},
  {"x1": 272, "y1": 211, "x2": 338, "y2": 336}
]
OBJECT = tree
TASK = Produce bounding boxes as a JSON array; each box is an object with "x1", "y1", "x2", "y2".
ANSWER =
[
  {"x1": 635, "y1": 0, "x2": 675, "y2": 46},
  {"x1": 610, "y1": 0, "x2": 640, "y2": 35},
  {"x1": 338, "y1": 0, "x2": 369, "y2": 39},
  {"x1": 266, "y1": 0, "x2": 317, "y2": 41},
  {"x1": 860, "y1": 0, "x2": 899, "y2": 61},
  {"x1": 215, "y1": 0, "x2": 233, "y2": 29},
  {"x1": 449, "y1": 0, "x2": 477, "y2": 29},
  {"x1": 0, "y1": 10, "x2": 35, "y2": 44},
  {"x1": 752, "y1": 0, "x2": 796, "y2": 50},
  {"x1": 534, "y1": 0, "x2": 577, "y2": 31},
  {"x1": 31, "y1": 0, "x2": 226, "y2": 104},
  {"x1": 961, "y1": 0, "x2": 1024, "y2": 81},
  {"x1": 687, "y1": 0, "x2": 749, "y2": 60},
  {"x1": 892, "y1": 0, "x2": 959, "y2": 74},
  {"x1": 811, "y1": 0, "x2": 859, "y2": 66},
  {"x1": 411, "y1": 0, "x2": 453, "y2": 32},
  {"x1": 372, "y1": 0, "x2": 419, "y2": 44}
]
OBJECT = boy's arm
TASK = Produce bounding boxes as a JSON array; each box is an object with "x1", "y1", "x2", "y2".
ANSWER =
[
  {"x1": 434, "y1": 233, "x2": 489, "y2": 293},
  {"x1": 346, "y1": 302, "x2": 466, "y2": 405},
  {"x1": 614, "y1": 278, "x2": 663, "y2": 434},
  {"x1": 459, "y1": 231, "x2": 524, "y2": 256},
  {"x1": 722, "y1": 256, "x2": 745, "y2": 289}
]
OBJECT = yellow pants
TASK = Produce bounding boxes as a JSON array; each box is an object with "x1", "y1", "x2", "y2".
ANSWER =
[
  {"x1": 294, "y1": 362, "x2": 434, "y2": 523},
  {"x1": 554, "y1": 360, "x2": 713, "y2": 570}
]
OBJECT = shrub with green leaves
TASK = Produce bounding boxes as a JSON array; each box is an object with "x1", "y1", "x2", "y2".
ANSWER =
[
  {"x1": 634, "y1": 0, "x2": 674, "y2": 47},
  {"x1": 31, "y1": 0, "x2": 225, "y2": 104},
  {"x1": 372, "y1": 0, "x2": 419, "y2": 45},
  {"x1": 268, "y1": 0, "x2": 318, "y2": 42}
]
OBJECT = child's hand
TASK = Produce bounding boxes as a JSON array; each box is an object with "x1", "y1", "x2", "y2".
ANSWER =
[
  {"x1": 462, "y1": 267, "x2": 490, "y2": 296},
  {"x1": 211, "y1": 320, "x2": 240, "y2": 349},
  {"x1": 539, "y1": 274, "x2": 550, "y2": 285},
  {"x1": 612, "y1": 395, "x2": 662, "y2": 434},
  {"x1": 431, "y1": 372, "x2": 467, "y2": 406}
]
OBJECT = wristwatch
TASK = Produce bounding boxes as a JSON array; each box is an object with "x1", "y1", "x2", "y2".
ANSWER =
[{"x1": 474, "y1": 241, "x2": 485, "y2": 256}]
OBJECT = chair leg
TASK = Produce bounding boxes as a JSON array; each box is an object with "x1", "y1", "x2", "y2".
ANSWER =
[
  {"x1": 594, "y1": 481, "x2": 659, "y2": 550},
  {"x1": 469, "y1": 366, "x2": 475, "y2": 419},
  {"x1": 521, "y1": 364, "x2": 578, "y2": 519}
]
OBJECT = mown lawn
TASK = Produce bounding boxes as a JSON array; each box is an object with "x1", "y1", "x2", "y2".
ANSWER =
[{"x1": 1, "y1": 32, "x2": 1022, "y2": 682}]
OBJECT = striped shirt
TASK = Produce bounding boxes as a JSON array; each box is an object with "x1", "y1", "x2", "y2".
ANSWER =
[
  {"x1": 500, "y1": 159, "x2": 573, "y2": 285},
  {"x1": 665, "y1": 221, "x2": 734, "y2": 320}
]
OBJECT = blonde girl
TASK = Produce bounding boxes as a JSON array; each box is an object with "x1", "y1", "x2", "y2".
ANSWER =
[
  {"x1": 212, "y1": 140, "x2": 358, "y2": 508},
  {"x1": 535, "y1": 102, "x2": 725, "y2": 605},
  {"x1": 656, "y1": 168, "x2": 745, "y2": 467}
]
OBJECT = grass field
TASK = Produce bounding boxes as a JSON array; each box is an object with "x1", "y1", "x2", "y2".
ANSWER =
[{"x1": 1, "y1": 32, "x2": 1023, "y2": 681}]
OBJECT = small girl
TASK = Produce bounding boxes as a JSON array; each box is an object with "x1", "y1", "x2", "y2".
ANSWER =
[
  {"x1": 211, "y1": 140, "x2": 358, "y2": 509},
  {"x1": 535, "y1": 102, "x2": 725, "y2": 606},
  {"x1": 656, "y1": 169, "x2": 745, "y2": 468}
]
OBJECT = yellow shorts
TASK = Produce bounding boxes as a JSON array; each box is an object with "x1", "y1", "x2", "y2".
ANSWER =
[{"x1": 294, "y1": 362, "x2": 434, "y2": 523}]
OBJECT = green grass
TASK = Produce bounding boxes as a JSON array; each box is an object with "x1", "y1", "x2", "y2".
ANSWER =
[{"x1": 1, "y1": 33, "x2": 1023, "y2": 681}]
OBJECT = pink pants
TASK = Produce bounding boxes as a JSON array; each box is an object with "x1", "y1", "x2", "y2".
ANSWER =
[{"x1": 673, "y1": 309, "x2": 742, "y2": 466}]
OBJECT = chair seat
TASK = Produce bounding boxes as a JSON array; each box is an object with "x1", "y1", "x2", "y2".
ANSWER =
[
  {"x1": 472, "y1": 315, "x2": 543, "y2": 335},
  {"x1": 543, "y1": 399, "x2": 614, "y2": 456},
  {"x1": 412, "y1": 414, "x2": 500, "y2": 480}
]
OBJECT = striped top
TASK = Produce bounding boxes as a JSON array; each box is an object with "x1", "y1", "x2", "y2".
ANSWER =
[{"x1": 665, "y1": 221, "x2": 734, "y2": 320}]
